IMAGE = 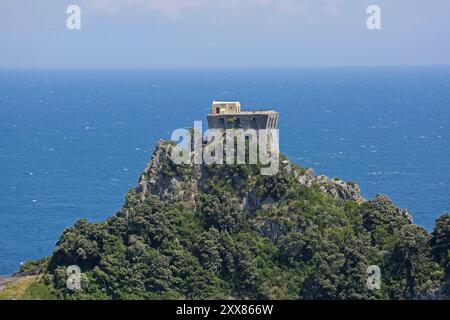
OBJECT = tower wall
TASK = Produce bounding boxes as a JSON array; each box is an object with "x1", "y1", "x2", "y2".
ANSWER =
[{"x1": 207, "y1": 112, "x2": 279, "y2": 131}]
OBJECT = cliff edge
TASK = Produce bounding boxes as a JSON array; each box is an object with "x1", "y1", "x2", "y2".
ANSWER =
[{"x1": 8, "y1": 141, "x2": 449, "y2": 300}]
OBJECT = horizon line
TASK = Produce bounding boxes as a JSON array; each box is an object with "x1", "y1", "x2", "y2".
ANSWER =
[{"x1": 1, "y1": 63, "x2": 450, "y2": 71}]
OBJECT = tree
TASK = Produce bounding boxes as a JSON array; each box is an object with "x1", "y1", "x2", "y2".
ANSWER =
[{"x1": 431, "y1": 213, "x2": 450, "y2": 296}]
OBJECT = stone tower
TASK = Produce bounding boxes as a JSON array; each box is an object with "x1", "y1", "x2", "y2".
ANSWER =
[{"x1": 207, "y1": 101, "x2": 279, "y2": 130}]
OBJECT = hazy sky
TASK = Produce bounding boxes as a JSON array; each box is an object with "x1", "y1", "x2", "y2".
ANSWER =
[{"x1": 1, "y1": 0, "x2": 450, "y2": 68}]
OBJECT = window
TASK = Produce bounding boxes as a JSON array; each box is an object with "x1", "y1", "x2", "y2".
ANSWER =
[{"x1": 251, "y1": 117, "x2": 258, "y2": 129}]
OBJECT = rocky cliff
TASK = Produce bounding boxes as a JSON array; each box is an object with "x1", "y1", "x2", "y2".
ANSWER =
[
  {"x1": 17, "y1": 140, "x2": 450, "y2": 300},
  {"x1": 131, "y1": 141, "x2": 365, "y2": 209}
]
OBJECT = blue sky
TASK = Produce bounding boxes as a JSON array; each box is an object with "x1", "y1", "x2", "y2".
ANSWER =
[{"x1": 1, "y1": 0, "x2": 450, "y2": 68}]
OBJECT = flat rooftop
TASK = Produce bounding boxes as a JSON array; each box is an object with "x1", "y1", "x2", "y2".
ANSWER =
[
  {"x1": 212, "y1": 101, "x2": 240, "y2": 105},
  {"x1": 208, "y1": 110, "x2": 277, "y2": 115}
]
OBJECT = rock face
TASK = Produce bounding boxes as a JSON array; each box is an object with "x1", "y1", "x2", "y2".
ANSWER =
[
  {"x1": 134, "y1": 141, "x2": 201, "y2": 210},
  {"x1": 122, "y1": 141, "x2": 419, "y2": 248},
  {"x1": 42, "y1": 139, "x2": 449, "y2": 301},
  {"x1": 252, "y1": 217, "x2": 286, "y2": 242},
  {"x1": 130, "y1": 141, "x2": 365, "y2": 210},
  {"x1": 293, "y1": 168, "x2": 364, "y2": 202}
]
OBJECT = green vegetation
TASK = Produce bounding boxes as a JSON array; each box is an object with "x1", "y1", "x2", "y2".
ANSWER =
[
  {"x1": 430, "y1": 213, "x2": 450, "y2": 295},
  {"x1": 0, "y1": 276, "x2": 56, "y2": 300},
  {"x1": 21, "y1": 281, "x2": 57, "y2": 300},
  {"x1": 10, "y1": 145, "x2": 450, "y2": 300},
  {"x1": 347, "y1": 181, "x2": 357, "y2": 187},
  {"x1": 17, "y1": 257, "x2": 49, "y2": 274}
]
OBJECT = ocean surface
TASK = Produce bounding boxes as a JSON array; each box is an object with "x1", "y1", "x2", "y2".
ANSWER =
[{"x1": 1, "y1": 67, "x2": 449, "y2": 275}]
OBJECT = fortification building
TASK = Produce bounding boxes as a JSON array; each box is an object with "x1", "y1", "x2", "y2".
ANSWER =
[{"x1": 207, "y1": 101, "x2": 279, "y2": 131}]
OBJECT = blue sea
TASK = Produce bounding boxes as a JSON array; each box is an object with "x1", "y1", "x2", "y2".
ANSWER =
[{"x1": 1, "y1": 67, "x2": 449, "y2": 275}]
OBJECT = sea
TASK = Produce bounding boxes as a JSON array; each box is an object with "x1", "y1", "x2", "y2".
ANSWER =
[{"x1": 1, "y1": 67, "x2": 449, "y2": 275}]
